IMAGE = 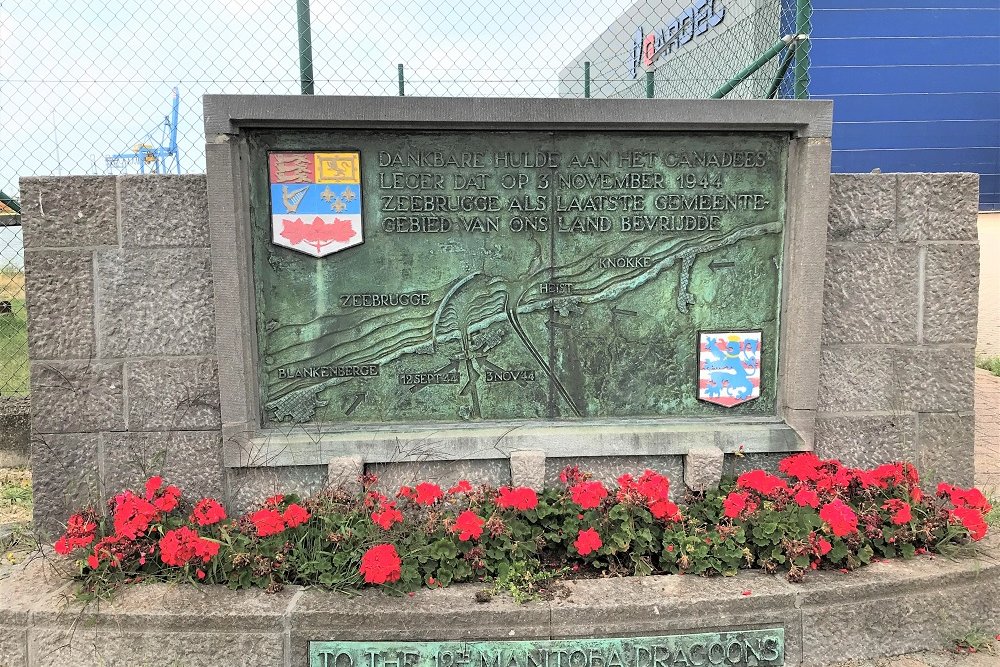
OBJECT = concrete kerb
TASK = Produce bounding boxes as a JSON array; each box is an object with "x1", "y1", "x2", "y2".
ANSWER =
[{"x1": 1, "y1": 546, "x2": 997, "y2": 667}]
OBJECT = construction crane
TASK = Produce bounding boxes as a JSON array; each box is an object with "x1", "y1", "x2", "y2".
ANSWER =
[{"x1": 106, "y1": 87, "x2": 181, "y2": 174}]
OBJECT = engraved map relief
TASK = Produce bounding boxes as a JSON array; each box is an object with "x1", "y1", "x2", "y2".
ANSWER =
[{"x1": 251, "y1": 131, "x2": 787, "y2": 425}]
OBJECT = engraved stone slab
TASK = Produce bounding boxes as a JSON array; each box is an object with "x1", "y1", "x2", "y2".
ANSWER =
[
  {"x1": 251, "y1": 131, "x2": 787, "y2": 426},
  {"x1": 309, "y1": 631, "x2": 784, "y2": 667}
]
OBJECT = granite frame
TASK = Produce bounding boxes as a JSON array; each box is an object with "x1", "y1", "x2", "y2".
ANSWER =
[{"x1": 203, "y1": 96, "x2": 833, "y2": 468}]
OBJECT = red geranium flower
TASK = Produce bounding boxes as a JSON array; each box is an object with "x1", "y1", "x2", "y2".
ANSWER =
[
  {"x1": 250, "y1": 508, "x2": 285, "y2": 537},
  {"x1": 722, "y1": 491, "x2": 749, "y2": 519},
  {"x1": 649, "y1": 498, "x2": 682, "y2": 521},
  {"x1": 952, "y1": 506, "x2": 988, "y2": 541},
  {"x1": 371, "y1": 503, "x2": 404, "y2": 530},
  {"x1": 151, "y1": 485, "x2": 181, "y2": 513},
  {"x1": 413, "y1": 482, "x2": 444, "y2": 505},
  {"x1": 817, "y1": 537, "x2": 832, "y2": 556},
  {"x1": 882, "y1": 499, "x2": 912, "y2": 525},
  {"x1": 190, "y1": 498, "x2": 226, "y2": 527},
  {"x1": 159, "y1": 526, "x2": 219, "y2": 567},
  {"x1": 283, "y1": 503, "x2": 310, "y2": 528},
  {"x1": 54, "y1": 512, "x2": 98, "y2": 555},
  {"x1": 779, "y1": 453, "x2": 825, "y2": 482},
  {"x1": 737, "y1": 469, "x2": 789, "y2": 497},
  {"x1": 819, "y1": 498, "x2": 859, "y2": 537},
  {"x1": 360, "y1": 544, "x2": 402, "y2": 584},
  {"x1": 112, "y1": 490, "x2": 160, "y2": 539},
  {"x1": 574, "y1": 528, "x2": 602, "y2": 556},
  {"x1": 447, "y1": 480, "x2": 473, "y2": 494},
  {"x1": 145, "y1": 476, "x2": 163, "y2": 499},
  {"x1": 570, "y1": 480, "x2": 608, "y2": 510},
  {"x1": 264, "y1": 494, "x2": 285, "y2": 507},
  {"x1": 451, "y1": 510, "x2": 485, "y2": 541},
  {"x1": 793, "y1": 488, "x2": 820, "y2": 509},
  {"x1": 496, "y1": 486, "x2": 538, "y2": 510}
]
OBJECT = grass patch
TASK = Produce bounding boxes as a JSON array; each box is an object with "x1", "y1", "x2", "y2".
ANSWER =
[
  {"x1": 978, "y1": 354, "x2": 1000, "y2": 378},
  {"x1": 0, "y1": 468, "x2": 32, "y2": 526},
  {"x1": 0, "y1": 274, "x2": 29, "y2": 396}
]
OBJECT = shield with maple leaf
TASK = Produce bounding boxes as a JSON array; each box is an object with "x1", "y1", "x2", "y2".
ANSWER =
[{"x1": 268, "y1": 151, "x2": 364, "y2": 257}]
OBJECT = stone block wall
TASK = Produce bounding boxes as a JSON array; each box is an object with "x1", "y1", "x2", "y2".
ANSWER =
[
  {"x1": 21, "y1": 175, "x2": 223, "y2": 534},
  {"x1": 21, "y1": 172, "x2": 980, "y2": 532},
  {"x1": 815, "y1": 174, "x2": 980, "y2": 486}
]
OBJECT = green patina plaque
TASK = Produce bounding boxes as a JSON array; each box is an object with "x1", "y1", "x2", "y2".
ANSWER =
[
  {"x1": 309, "y1": 631, "x2": 784, "y2": 667},
  {"x1": 250, "y1": 131, "x2": 787, "y2": 425}
]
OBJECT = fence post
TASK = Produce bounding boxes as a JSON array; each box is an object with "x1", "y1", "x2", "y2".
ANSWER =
[
  {"x1": 297, "y1": 0, "x2": 314, "y2": 94},
  {"x1": 794, "y1": 0, "x2": 810, "y2": 98},
  {"x1": 584, "y1": 61, "x2": 591, "y2": 98},
  {"x1": 398, "y1": 64, "x2": 405, "y2": 96},
  {"x1": 645, "y1": 70, "x2": 654, "y2": 99}
]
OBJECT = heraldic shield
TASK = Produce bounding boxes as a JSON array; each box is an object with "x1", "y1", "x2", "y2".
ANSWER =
[
  {"x1": 697, "y1": 331, "x2": 762, "y2": 408},
  {"x1": 268, "y1": 151, "x2": 364, "y2": 257}
]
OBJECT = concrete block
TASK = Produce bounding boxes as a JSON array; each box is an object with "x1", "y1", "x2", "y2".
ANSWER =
[
  {"x1": 19, "y1": 176, "x2": 118, "y2": 248},
  {"x1": 29, "y1": 360, "x2": 124, "y2": 434},
  {"x1": 684, "y1": 446, "x2": 725, "y2": 491},
  {"x1": 368, "y1": 458, "x2": 510, "y2": 494},
  {"x1": 895, "y1": 346, "x2": 975, "y2": 413},
  {"x1": 119, "y1": 174, "x2": 211, "y2": 248},
  {"x1": 103, "y1": 431, "x2": 224, "y2": 500},
  {"x1": 327, "y1": 455, "x2": 364, "y2": 494},
  {"x1": 510, "y1": 449, "x2": 545, "y2": 489},
  {"x1": 821, "y1": 243, "x2": 918, "y2": 345},
  {"x1": 828, "y1": 174, "x2": 897, "y2": 243},
  {"x1": 545, "y1": 455, "x2": 684, "y2": 488},
  {"x1": 922, "y1": 243, "x2": 980, "y2": 344},
  {"x1": 27, "y1": 627, "x2": 285, "y2": 667},
  {"x1": 799, "y1": 556, "x2": 1000, "y2": 665},
  {"x1": 897, "y1": 173, "x2": 979, "y2": 242},
  {"x1": 30, "y1": 432, "x2": 101, "y2": 537},
  {"x1": 227, "y1": 464, "x2": 328, "y2": 513},
  {"x1": 918, "y1": 412, "x2": 976, "y2": 487},
  {"x1": 815, "y1": 414, "x2": 917, "y2": 469},
  {"x1": 817, "y1": 347, "x2": 896, "y2": 413},
  {"x1": 0, "y1": 627, "x2": 26, "y2": 666},
  {"x1": 126, "y1": 357, "x2": 221, "y2": 431},
  {"x1": 96, "y1": 248, "x2": 215, "y2": 357},
  {"x1": 23, "y1": 249, "x2": 95, "y2": 359}
]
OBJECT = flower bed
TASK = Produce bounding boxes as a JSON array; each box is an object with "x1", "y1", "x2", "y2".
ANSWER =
[{"x1": 52, "y1": 454, "x2": 993, "y2": 597}]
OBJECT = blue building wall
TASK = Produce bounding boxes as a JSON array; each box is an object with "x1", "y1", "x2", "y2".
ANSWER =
[{"x1": 809, "y1": 0, "x2": 1000, "y2": 210}]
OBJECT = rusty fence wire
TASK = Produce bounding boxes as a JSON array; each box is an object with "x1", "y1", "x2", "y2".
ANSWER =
[{"x1": 0, "y1": 0, "x2": 811, "y2": 403}]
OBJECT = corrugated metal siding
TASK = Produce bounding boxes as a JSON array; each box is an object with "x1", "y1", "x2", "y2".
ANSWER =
[{"x1": 810, "y1": 1, "x2": 1000, "y2": 210}]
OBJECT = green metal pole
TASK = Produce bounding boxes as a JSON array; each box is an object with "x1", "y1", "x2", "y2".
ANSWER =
[
  {"x1": 794, "y1": 0, "x2": 810, "y2": 99},
  {"x1": 711, "y1": 36, "x2": 795, "y2": 99},
  {"x1": 645, "y1": 70, "x2": 654, "y2": 99},
  {"x1": 584, "y1": 61, "x2": 591, "y2": 98},
  {"x1": 398, "y1": 64, "x2": 405, "y2": 96},
  {"x1": 766, "y1": 43, "x2": 798, "y2": 99},
  {"x1": 297, "y1": 0, "x2": 314, "y2": 95}
]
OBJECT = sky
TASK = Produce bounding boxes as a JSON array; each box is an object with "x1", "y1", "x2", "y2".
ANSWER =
[
  {"x1": 0, "y1": 0, "x2": 660, "y2": 268},
  {"x1": 0, "y1": 0, "x2": 638, "y2": 199}
]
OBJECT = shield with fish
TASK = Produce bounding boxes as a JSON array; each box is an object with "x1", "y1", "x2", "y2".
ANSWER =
[
  {"x1": 268, "y1": 151, "x2": 364, "y2": 257},
  {"x1": 697, "y1": 330, "x2": 762, "y2": 407}
]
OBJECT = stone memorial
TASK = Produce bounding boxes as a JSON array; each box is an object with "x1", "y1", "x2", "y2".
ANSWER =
[
  {"x1": 207, "y1": 97, "x2": 832, "y2": 478},
  {"x1": 9, "y1": 96, "x2": 987, "y2": 667}
]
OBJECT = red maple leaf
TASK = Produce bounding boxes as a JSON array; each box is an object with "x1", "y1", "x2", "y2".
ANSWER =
[{"x1": 280, "y1": 217, "x2": 356, "y2": 251}]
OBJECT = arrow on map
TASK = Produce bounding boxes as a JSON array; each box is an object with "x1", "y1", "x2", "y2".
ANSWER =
[{"x1": 343, "y1": 392, "x2": 366, "y2": 416}]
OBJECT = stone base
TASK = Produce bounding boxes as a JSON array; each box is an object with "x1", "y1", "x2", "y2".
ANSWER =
[
  {"x1": 0, "y1": 398, "x2": 30, "y2": 467},
  {"x1": 2, "y1": 543, "x2": 999, "y2": 666}
]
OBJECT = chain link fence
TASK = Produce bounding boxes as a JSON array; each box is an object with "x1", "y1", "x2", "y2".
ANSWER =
[{"x1": 0, "y1": 0, "x2": 811, "y2": 403}]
